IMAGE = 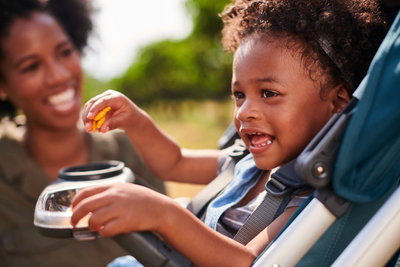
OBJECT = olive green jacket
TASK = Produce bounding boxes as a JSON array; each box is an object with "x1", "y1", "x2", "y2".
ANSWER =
[{"x1": 0, "y1": 122, "x2": 164, "y2": 267}]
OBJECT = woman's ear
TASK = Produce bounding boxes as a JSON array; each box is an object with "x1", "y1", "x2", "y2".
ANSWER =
[
  {"x1": 332, "y1": 84, "x2": 351, "y2": 114},
  {"x1": 0, "y1": 85, "x2": 6, "y2": 101}
]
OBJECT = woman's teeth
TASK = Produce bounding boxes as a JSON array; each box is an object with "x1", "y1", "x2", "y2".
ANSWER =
[{"x1": 48, "y1": 88, "x2": 76, "y2": 111}]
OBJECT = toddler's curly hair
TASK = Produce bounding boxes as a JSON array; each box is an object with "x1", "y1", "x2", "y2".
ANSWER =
[{"x1": 221, "y1": 0, "x2": 387, "y2": 93}]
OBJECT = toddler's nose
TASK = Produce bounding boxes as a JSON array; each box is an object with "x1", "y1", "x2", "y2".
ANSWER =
[{"x1": 235, "y1": 99, "x2": 261, "y2": 122}]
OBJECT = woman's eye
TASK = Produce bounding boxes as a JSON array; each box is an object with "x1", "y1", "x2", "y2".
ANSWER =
[
  {"x1": 21, "y1": 62, "x2": 39, "y2": 73},
  {"x1": 232, "y1": 91, "x2": 245, "y2": 100},
  {"x1": 262, "y1": 90, "x2": 278, "y2": 98},
  {"x1": 60, "y1": 48, "x2": 73, "y2": 58}
]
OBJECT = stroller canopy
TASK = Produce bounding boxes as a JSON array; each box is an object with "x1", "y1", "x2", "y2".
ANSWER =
[{"x1": 333, "y1": 13, "x2": 400, "y2": 203}]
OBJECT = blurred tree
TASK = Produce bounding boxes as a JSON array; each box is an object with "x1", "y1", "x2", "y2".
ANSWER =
[
  {"x1": 83, "y1": 74, "x2": 112, "y2": 102},
  {"x1": 111, "y1": 0, "x2": 233, "y2": 105}
]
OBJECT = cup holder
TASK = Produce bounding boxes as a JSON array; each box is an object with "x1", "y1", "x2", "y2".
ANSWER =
[{"x1": 58, "y1": 160, "x2": 124, "y2": 181}]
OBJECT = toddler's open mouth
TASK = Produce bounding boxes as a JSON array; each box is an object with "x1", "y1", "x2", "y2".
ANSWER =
[{"x1": 248, "y1": 132, "x2": 275, "y2": 147}]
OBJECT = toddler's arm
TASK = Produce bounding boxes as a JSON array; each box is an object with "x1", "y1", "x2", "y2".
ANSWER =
[
  {"x1": 82, "y1": 90, "x2": 220, "y2": 184},
  {"x1": 71, "y1": 183, "x2": 297, "y2": 267}
]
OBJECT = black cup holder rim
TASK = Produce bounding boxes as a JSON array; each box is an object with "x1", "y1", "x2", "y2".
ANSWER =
[{"x1": 58, "y1": 160, "x2": 125, "y2": 181}]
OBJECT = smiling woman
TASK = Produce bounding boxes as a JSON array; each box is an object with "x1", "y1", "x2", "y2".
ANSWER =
[
  {"x1": 1, "y1": 12, "x2": 83, "y2": 130},
  {"x1": 0, "y1": 0, "x2": 165, "y2": 266}
]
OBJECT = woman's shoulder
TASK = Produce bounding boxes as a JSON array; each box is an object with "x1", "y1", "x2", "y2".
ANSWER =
[
  {"x1": 88, "y1": 130, "x2": 133, "y2": 153},
  {"x1": 87, "y1": 129, "x2": 139, "y2": 164},
  {"x1": 0, "y1": 116, "x2": 31, "y2": 184},
  {"x1": 0, "y1": 115, "x2": 26, "y2": 143}
]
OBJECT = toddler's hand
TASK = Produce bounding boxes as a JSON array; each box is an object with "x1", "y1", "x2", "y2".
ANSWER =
[
  {"x1": 82, "y1": 90, "x2": 140, "y2": 133},
  {"x1": 70, "y1": 183, "x2": 172, "y2": 237}
]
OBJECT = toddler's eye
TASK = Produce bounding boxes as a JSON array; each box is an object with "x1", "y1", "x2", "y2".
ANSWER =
[
  {"x1": 262, "y1": 90, "x2": 278, "y2": 98},
  {"x1": 232, "y1": 91, "x2": 245, "y2": 100}
]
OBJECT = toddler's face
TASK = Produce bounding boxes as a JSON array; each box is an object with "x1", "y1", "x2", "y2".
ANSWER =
[{"x1": 232, "y1": 37, "x2": 337, "y2": 170}]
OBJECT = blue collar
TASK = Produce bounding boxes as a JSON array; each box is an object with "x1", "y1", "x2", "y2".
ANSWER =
[{"x1": 204, "y1": 154, "x2": 263, "y2": 229}]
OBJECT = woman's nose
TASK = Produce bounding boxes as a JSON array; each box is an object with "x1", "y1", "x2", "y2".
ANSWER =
[{"x1": 45, "y1": 61, "x2": 69, "y2": 86}]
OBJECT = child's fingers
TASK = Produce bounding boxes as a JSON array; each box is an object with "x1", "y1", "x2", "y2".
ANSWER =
[
  {"x1": 82, "y1": 102, "x2": 104, "y2": 129},
  {"x1": 89, "y1": 107, "x2": 111, "y2": 133},
  {"x1": 84, "y1": 105, "x2": 111, "y2": 133},
  {"x1": 86, "y1": 206, "x2": 116, "y2": 233},
  {"x1": 86, "y1": 91, "x2": 117, "y2": 120},
  {"x1": 97, "y1": 113, "x2": 126, "y2": 133},
  {"x1": 81, "y1": 90, "x2": 113, "y2": 122},
  {"x1": 82, "y1": 90, "x2": 135, "y2": 133},
  {"x1": 82, "y1": 101, "x2": 94, "y2": 126},
  {"x1": 71, "y1": 193, "x2": 113, "y2": 226},
  {"x1": 71, "y1": 185, "x2": 110, "y2": 208},
  {"x1": 86, "y1": 102, "x2": 110, "y2": 120},
  {"x1": 97, "y1": 218, "x2": 129, "y2": 237}
]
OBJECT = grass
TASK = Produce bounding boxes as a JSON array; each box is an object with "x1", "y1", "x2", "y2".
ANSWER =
[{"x1": 143, "y1": 99, "x2": 234, "y2": 198}]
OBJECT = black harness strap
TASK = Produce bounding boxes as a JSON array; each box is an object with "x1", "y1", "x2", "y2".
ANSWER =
[
  {"x1": 187, "y1": 143, "x2": 311, "y2": 246},
  {"x1": 234, "y1": 159, "x2": 312, "y2": 245},
  {"x1": 233, "y1": 190, "x2": 287, "y2": 245},
  {"x1": 186, "y1": 139, "x2": 249, "y2": 219}
]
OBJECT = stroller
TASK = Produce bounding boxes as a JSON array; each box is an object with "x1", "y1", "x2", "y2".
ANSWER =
[
  {"x1": 34, "y1": 5, "x2": 400, "y2": 267},
  {"x1": 261, "y1": 9, "x2": 400, "y2": 267},
  {"x1": 110, "y1": 7, "x2": 400, "y2": 267}
]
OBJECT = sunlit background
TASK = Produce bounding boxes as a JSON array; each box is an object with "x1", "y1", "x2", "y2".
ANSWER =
[
  {"x1": 82, "y1": 0, "x2": 234, "y2": 198},
  {"x1": 83, "y1": 0, "x2": 192, "y2": 81}
]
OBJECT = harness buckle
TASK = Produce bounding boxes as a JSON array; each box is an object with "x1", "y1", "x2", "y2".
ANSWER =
[
  {"x1": 265, "y1": 176, "x2": 295, "y2": 197},
  {"x1": 265, "y1": 159, "x2": 309, "y2": 197}
]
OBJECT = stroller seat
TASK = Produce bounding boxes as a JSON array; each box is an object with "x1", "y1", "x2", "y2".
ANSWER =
[
  {"x1": 113, "y1": 8, "x2": 400, "y2": 267},
  {"x1": 253, "y1": 9, "x2": 400, "y2": 267}
]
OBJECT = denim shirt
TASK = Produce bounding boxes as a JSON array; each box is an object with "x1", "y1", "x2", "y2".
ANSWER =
[{"x1": 204, "y1": 153, "x2": 263, "y2": 230}]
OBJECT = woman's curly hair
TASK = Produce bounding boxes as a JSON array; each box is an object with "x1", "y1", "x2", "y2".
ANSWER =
[
  {"x1": 0, "y1": 0, "x2": 94, "y2": 56},
  {"x1": 0, "y1": 0, "x2": 94, "y2": 118},
  {"x1": 220, "y1": 0, "x2": 387, "y2": 94}
]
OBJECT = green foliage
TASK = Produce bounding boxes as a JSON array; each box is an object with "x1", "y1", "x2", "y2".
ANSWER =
[
  {"x1": 83, "y1": 74, "x2": 112, "y2": 102},
  {"x1": 186, "y1": 0, "x2": 230, "y2": 38},
  {"x1": 111, "y1": 0, "x2": 233, "y2": 105}
]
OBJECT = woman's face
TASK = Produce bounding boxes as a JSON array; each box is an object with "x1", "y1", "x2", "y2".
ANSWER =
[
  {"x1": 0, "y1": 12, "x2": 83, "y2": 131},
  {"x1": 232, "y1": 37, "x2": 343, "y2": 170}
]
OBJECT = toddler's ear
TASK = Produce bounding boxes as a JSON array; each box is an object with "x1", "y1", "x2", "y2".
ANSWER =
[{"x1": 332, "y1": 84, "x2": 350, "y2": 114}]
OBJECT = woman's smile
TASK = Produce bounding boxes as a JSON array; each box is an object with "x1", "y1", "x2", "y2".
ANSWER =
[{"x1": 46, "y1": 86, "x2": 80, "y2": 113}]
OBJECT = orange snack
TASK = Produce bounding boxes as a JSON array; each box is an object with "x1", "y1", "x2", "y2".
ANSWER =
[
  {"x1": 92, "y1": 107, "x2": 110, "y2": 132},
  {"x1": 96, "y1": 116, "x2": 106, "y2": 129},
  {"x1": 94, "y1": 107, "x2": 111, "y2": 121}
]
